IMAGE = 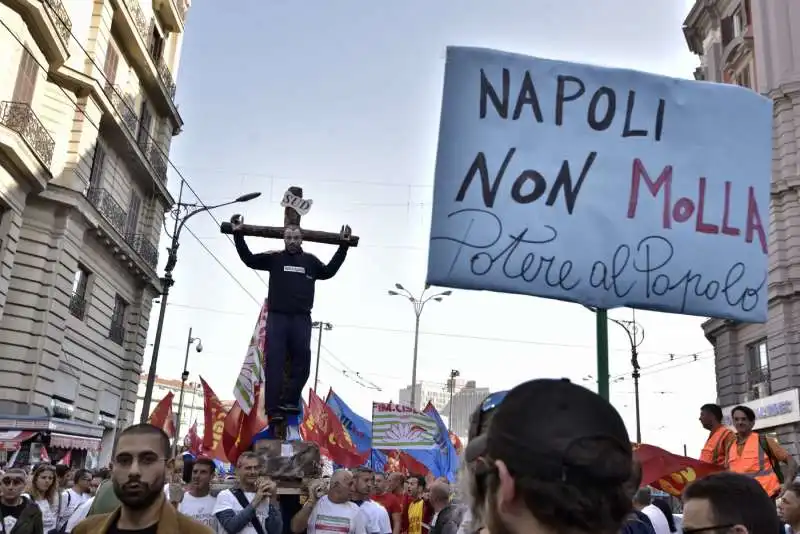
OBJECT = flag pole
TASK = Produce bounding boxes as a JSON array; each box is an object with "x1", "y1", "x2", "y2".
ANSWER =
[{"x1": 596, "y1": 309, "x2": 609, "y2": 400}]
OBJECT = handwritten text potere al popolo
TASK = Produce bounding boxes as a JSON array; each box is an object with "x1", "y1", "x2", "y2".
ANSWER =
[{"x1": 432, "y1": 66, "x2": 767, "y2": 315}]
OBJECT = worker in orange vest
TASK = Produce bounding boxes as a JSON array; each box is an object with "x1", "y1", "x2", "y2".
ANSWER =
[
  {"x1": 699, "y1": 403, "x2": 735, "y2": 466},
  {"x1": 726, "y1": 405, "x2": 797, "y2": 499}
]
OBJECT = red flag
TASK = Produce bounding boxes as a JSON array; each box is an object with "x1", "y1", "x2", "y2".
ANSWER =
[
  {"x1": 382, "y1": 450, "x2": 429, "y2": 476},
  {"x1": 634, "y1": 443, "x2": 723, "y2": 496},
  {"x1": 200, "y1": 378, "x2": 228, "y2": 455},
  {"x1": 40, "y1": 446, "x2": 50, "y2": 463},
  {"x1": 449, "y1": 432, "x2": 463, "y2": 455},
  {"x1": 148, "y1": 392, "x2": 176, "y2": 438},
  {"x1": 57, "y1": 451, "x2": 71, "y2": 466},
  {"x1": 304, "y1": 389, "x2": 367, "y2": 468},
  {"x1": 215, "y1": 384, "x2": 268, "y2": 465},
  {"x1": 184, "y1": 422, "x2": 201, "y2": 455}
]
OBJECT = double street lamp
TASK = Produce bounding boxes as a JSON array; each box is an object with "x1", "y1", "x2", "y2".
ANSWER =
[
  {"x1": 174, "y1": 327, "x2": 202, "y2": 451},
  {"x1": 140, "y1": 187, "x2": 261, "y2": 423},
  {"x1": 387, "y1": 284, "x2": 452, "y2": 409}
]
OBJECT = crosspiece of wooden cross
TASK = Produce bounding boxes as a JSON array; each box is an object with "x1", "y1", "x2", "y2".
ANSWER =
[{"x1": 219, "y1": 186, "x2": 360, "y2": 247}]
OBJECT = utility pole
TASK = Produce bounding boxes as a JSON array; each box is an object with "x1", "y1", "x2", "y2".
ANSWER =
[
  {"x1": 312, "y1": 321, "x2": 333, "y2": 393},
  {"x1": 446, "y1": 369, "x2": 460, "y2": 431}
]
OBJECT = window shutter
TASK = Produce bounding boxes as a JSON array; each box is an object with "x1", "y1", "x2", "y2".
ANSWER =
[
  {"x1": 137, "y1": 104, "x2": 152, "y2": 146},
  {"x1": 125, "y1": 194, "x2": 141, "y2": 236},
  {"x1": 12, "y1": 49, "x2": 38, "y2": 104},
  {"x1": 103, "y1": 45, "x2": 119, "y2": 84}
]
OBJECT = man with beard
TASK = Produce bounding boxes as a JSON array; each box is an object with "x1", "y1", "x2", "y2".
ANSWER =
[
  {"x1": 0, "y1": 467, "x2": 43, "y2": 534},
  {"x1": 698, "y1": 404, "x2": 734, "y2": 467},
  {"x1": 472, "y1": 378, "x2": 634, "y2": 534},
  {"x1": 231, "y1": 216, "x2": 350, "y2": 420},
  {"x1": 73, "y1": 424, "x2": 212, "y2": 534}
]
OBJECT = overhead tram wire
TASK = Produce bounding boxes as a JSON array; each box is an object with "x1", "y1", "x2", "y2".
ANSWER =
[{"x1": 2, "y1": 22, "x2": 374, "y2": 391}]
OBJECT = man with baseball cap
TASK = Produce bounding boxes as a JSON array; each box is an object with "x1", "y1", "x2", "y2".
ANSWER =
[{"x1": 468, "y1": 378, "x2": 634, "y2": 534}]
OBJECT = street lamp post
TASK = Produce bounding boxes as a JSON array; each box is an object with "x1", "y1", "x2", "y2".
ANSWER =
[
  {"x1": 608, "y1": 312, "x2": 645, "y2": 443},
  {"x1": 447, "y1": 369, "x2": 460, "y2": 431},
  {"x1": 174, "y1": 327, "x2": 202, "y2": 451},
  {"x1": 140, "y1": 184, "x2": 261, "y2": 422},
  {"x1": 312, "y1": 321, "x2": 333, "y2": 393},
  {"x1": 387, "y1": 284, "x2": 452, "y2": 409}
]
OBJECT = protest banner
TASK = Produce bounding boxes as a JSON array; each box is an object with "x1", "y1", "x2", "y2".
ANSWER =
[
  {"x1": 372, "y1": 402, "x2": 438, "y2": 450},
  {"x1": 426, "y1": 47, "x2": 772, "y2": 322}
]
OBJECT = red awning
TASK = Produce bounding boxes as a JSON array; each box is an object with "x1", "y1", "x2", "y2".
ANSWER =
[
  {"x1": 0, "y1": 431, "x2": 36, "y2": 450},
  {"x1": 50, "y1": 433, "x2": 101, "y2": 451}
]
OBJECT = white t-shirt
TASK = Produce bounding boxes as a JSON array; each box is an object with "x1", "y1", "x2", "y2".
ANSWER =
[
  {"x1": 357, "y1": 501, "x2": 391, "y2": 534},
  {"x1": 642, "y1": 504, "x2": 671, "y2": 534},
  {"x1": 213, "y1": 489, "x2": 272, "y2": 534},
  {"x1": 59, "y1": 489, "x2": 91, "y2": 527},
  {"x1": 179, "y1": 493, "x2": 218, "y2": 531},
  {"x1": 309, "y1": 496, "x2": 369, "y2": 534},
  {"x1": 65, "y1": 497, "x2": 95, "y2": 533},
  {"x1": 22, "y1": 495, "x2": 58, "y2": 532}
]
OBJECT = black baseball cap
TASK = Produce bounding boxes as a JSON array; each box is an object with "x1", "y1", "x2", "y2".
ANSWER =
[
  {"x1": 486, "y1": 378, "x2": 632, "y2": 483},
  {"x1": 464, "y1": 390, "x2": 508, "y2": 463}
]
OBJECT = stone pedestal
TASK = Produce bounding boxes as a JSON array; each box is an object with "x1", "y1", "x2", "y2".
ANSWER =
[{"x1": 253, "y1": 439, "x2": 322, "y2": 494}]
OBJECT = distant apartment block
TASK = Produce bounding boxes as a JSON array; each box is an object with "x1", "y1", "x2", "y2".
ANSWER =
[{"x1": 0, "y1": 0, "x2": 189, "y2": 467}]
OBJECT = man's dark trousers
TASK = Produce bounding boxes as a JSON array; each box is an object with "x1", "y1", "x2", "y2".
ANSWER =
[{"x1": 265, "y1": 312, "x2": 312, "y2": 415}]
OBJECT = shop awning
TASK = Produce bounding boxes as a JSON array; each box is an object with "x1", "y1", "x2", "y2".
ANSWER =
[
  {"x1": 0, "y1": 431, "x2": 36, "y2": 450},
  {"x1": 50, "y1": 433, "x2": 101, "y2": 451}
]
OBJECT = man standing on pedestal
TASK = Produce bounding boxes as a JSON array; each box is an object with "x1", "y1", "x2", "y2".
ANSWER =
[{"x1": 231, "y1": 218, "x2": 350, "y2": 419}]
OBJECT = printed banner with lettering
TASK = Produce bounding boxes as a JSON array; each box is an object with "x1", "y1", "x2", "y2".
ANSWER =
[
  {"x1": 426, "y1": 46, "x2": 772, "y2": 322},
  {"x1": 372, "y1": 402, "x2": 439, "y2": 450},
  {"x1": 233, "y1": 301, "x2": 267, "y2": 414},
  {"x1": 634, "y1": 443, "x2": 722, "y2": 497}
]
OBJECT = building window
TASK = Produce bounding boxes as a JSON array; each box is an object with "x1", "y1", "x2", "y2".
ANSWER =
[
  {"x1": 69, "y1": 266, "x2": 90, "y2": 320},
  {"x1": 88, "y1": 141, "x2": 106, "y2": 190},
  {"x1": 149, "y1": 26, "x2": 164, "y2": 61},
  {"x1": 125, "y1": 193, "x2": 141, "y2": 238},
  {"x1": 137, "y1": 102, "x2": 152, "y2": 146},
  {"x1": 734, "y1": 64, "x2": 752, "y2": 89},
  {"x1": 12, "y1": 48, "x2": 38, "y2": 104},
  {"x1": 746, "y1": 339, "x2": 770, "y2": 397},
  {"x1": 103, "y1": 44, "x2": 119, "y2": 85},
  {"x1": 109, "y1": 294, "x2": 127, "y2": 345}
]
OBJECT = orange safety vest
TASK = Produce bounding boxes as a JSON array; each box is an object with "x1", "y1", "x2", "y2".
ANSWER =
[
  {"x1": 700, "y1": 426, "x2": 733, "y2": 466},
  {"x1": 727, "y1": 432, "x2": 781, "y2": 497}
]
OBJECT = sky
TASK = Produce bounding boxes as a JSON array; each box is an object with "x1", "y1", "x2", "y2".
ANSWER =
[{"x1": 143, "y1": 0, "x2": 716, "y2": 456}]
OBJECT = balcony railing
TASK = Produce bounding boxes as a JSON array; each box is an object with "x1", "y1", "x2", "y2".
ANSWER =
[
  {"x1": 0, "y1": 101, "x2": 55, "y2": 167},
  {"x1": 109, "y1": 321, "x2": 125, "y2": 345},
  {"x1": 126, "y1": 233, "x2": 158, "y2": 270},
  {"x1": 86, "y1": 188, "x2": 127, "y2": 236},
  {"x1": 122, "y1": 0, "x2": 152, "y2": 44},
  {"x1": 155, "y1": 57, "x2": 177, "y2": 99},
  {"x1": 103, "y1": 83, "x2": 139, "y2": 136},
  {"x1": 41, "y1": 0, "x2": 73, "y2": 47},
  {"x1": 137, "y1": 139, "x2": 168, "y2": 182},
  {"x1": 68, "y1": 293, "x2": 86, "y2": 320}
]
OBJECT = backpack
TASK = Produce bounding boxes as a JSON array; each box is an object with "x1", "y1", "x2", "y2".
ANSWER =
[{"x1": 758, "y1": 433, "x2": 785, "y2": 484}]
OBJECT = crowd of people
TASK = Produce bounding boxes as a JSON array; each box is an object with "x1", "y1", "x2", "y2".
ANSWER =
[{"x1": 0, "y1": 378, "x2": 796, "y2": 534}]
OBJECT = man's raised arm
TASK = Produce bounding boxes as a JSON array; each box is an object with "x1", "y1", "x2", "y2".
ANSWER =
[{"x1": 231, "y1": 215, "x2": 274, "y2": 271}]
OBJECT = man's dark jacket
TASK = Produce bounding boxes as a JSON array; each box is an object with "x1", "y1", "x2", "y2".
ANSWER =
[
  {"x1": 2, "y1": 497, "x2": 43, "y2": 534},
  {"x1": 429, "y1": 504, "x2": 463, "y2": 534}
]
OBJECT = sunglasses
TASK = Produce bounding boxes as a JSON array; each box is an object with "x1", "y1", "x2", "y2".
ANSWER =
[
  {"x1": 468, "y1": 391, "x2": 508, "y2": 440},
  {"x1": 1, "y1": 477, "x2": 25, "y2": 487}
]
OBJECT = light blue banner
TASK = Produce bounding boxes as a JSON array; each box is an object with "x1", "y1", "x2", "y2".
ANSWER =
[{"x1": 426, "y1": 47, "x2": 772, "y2": 322}]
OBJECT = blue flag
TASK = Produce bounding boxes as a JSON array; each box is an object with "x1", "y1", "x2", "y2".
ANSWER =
[
  {"x1": 422, "y1": 403, "x2": 459, "y2": 482},
  {"x1": 327, "y1": 390, "x2": 388, "y2": 469}
]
